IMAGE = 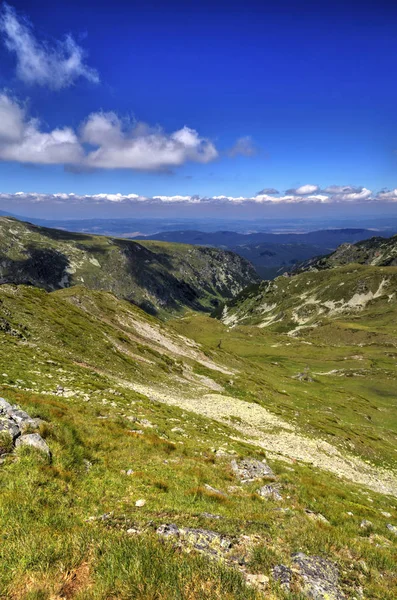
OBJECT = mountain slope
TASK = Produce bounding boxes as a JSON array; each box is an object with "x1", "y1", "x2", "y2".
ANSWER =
[
  {"x1": 219, "y1": 264, "x2": 397, "y2": 333},
  {"x1": 0, "y1": 217, "x2": 259, "y2": 316},
  {"x1": 1, "y1": 282, "x2": 397, "y2": 598},
  {"x1": 299, "y1": 234, "x2": 397, "y2": 271},
  {"x1": 133, "y1": 228, "x2": 394, "y2": 279}
]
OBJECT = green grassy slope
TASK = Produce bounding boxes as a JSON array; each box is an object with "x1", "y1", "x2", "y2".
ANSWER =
[
  {"x1": 0, "y1": 217, "x2": 259, "y2": 316},
  {"x1": 298, "y1": 233, "x2": 397, "y2": 271},
  {"x1": 0, "y1": 282, "x2": 397, "y2": 598}
]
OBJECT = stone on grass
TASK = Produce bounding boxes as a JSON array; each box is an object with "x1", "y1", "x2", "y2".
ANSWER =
[
  {"x1": 360, "y1": 519, "x2": 373, "y2": 529},
  {"x1": 245, "y1": 573, "x2": 269, "y2": 590},
  {"x1": 135, "y1": 499, "x2": 146, "y2": 507},
  {"x1": 272, "y1": 564, "x2": 292, "y2": 591},
  {"x1": 15, "y1": 433, "x2": 51, "y2": 457},
  {"x1": 204, "y1": 483, "x2": 226, "y2": 496},
  {"x1": 231, "y1": 458, "x2": 275, "y2": 482},
  {"x1": 0, "y1": 417, "x2": 20, "y2": 440},
  {"x1": 156, "y1": 524, "x2": 232, "y2": 557},
  {"x1": 386, "y1": 523, "x2": 397, "y2": 535},
  {"x1": 258, "y1": 484, "x2": 283, "y2": 501},
  {"x1": 305, "y1": 509, "x2": 329, "y2": 524},
  {"x1": 292, "y1": 553, "x2": 345, "y2": 599}
]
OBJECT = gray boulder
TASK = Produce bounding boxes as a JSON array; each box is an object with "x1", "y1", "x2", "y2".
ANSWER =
[
  {"x1": 0, "y1": 398, "x2": 13, "y2": 413},
  {"x1": 292, "y1": 553, "x2": 345, "y2": 599},
  {"x1": 0, "y1": 416, "x2": 20, "y2": 440},
  {"x1": 272, "y1": 564, "x2": 292, "y2": 591},
  {"x1": 231, "y1": 458, "x2": 275, "y2": 482},
  {"x1": 258, "y1": 484, "x2": 283, "y2": 501},
  {"x1": 15, "y1": 433, "x2": 51, "y2": 457}
]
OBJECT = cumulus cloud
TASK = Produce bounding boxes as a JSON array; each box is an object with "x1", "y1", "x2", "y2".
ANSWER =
[
  {"x1": 2, "y1": 186, "x2": 394, "y2": 206},
  {"x1": 81, "y1": 113, "x2": 218, "y2": 170},
  {"x1": 0, "y1": 94, "x2": 217, "y2": 170},
  {"x1": 285, "y1": 184, "x2": 320, "y2": 195},
  {"x1": 0, "y1": 3, "x2": 99, "y2": 89},
  {"x1": 375, "y1": 189, "x2": 397, "y2": 202},
  {"x1": 0, "y1": 94, "x2": 83, "y2": 164},
  {"x1": 228, "y1": 136, "x2": 257, "y2": 157}
]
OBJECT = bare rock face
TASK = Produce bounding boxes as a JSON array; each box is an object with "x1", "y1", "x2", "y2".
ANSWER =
[
  {"x1": 231, "y1": 458, "x2": 275, "y2": 482},
  {"x1": 292, "y1": 553, "x2": 345, "y2": 599}
]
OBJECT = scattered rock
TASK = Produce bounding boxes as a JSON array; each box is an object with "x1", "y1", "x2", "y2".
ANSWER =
[
  {"x1": 83, "y1": 459, "x2": 92, "y2": 472},
  {"x1": 126, "y1": 527, "x2": 141, "y2": 535},
  {"x1": 86, "y1": 512, "x2": 114, "y2": 523},
  {"x1": 272, "y1": 564, "x2": 292, "y2": 591},
  {"x1": 156, "y1": 524, "x2": 232, "y2": 557},
  {"x1": 201, "y1": 512, "x2": 222, "y2": 520},
  {"x1": 0, "y1": 397, "x2": 45, "y2": 458},
  {"x1": 305, "y1": 510, "x2": 329, "y2": 524},
  {"x1": 245, "y1": 573, "x2": 269, "y2": 590},
  {"x1": 292, "y1": 553, "x2": 345, "y2": 599},
  {"x1": 15, "y1": 433, "x2": 51, "y2": 457},
  {"x1": 293, "y1": 370, "x2": 314, "y2": 382},
  {"x1": 126, "y1": 469, "x2": 134, "y2": 476},
  {"x1": 360, "y1": 519, "x2": 373, "y2": 529},
  {"x1": 231, "y1": 458, "x2": 275, "y2": 482},
  {"x1": 386, "y1": 523, "x2": 397, "y2": 535},
  {"x1": 380, "y1": 511, "x2": 391, "y2": 518},
  {"x1": 368, "y1": 533, "x2": 392, "y2": 547},
  {"x1": 135, "y1": 499, "x2": 146, "y2": 507},
  {"x1": 204, "y1": 483, "x2": 226, "y2": 496},
  {"x1": 257, "y1": 484, "x2": 283, "y2": 501},
  {"x1": 171, "y1": 427, "x2": 185, "y2": 434}
]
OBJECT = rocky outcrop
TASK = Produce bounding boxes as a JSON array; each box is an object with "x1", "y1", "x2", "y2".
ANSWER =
[
  {"x1": 0, "y1": 398, "x2": 50, "y2": 459},
  {"x1": 156, "y1": 524, "x2": 233, "y2": 557},
  {"x1": 291, "y1": 553, "x2": 345, "y2": 599}
]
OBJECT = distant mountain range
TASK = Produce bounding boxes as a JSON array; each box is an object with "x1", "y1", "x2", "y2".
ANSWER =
[{"x1": 133, "y1": 228, "x2": 396, "y2": 279}]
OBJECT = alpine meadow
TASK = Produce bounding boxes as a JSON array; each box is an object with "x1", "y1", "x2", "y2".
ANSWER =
[{"x1": 1, "y1": 1, "x2": 397, "y2": 599}]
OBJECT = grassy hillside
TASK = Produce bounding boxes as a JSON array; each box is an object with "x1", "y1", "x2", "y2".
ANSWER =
[
  {"x1": 0, "y1": 281, "x2": 397, "y2": 598},
  {"x1": 0, "y1": 217, "x2": 258, "y2": 316},
  {"x1": 220, "y1": 264, "x2": 397, "y2": 332},
  {"x1": 299, "y1": 234, "x2": 397, "y2": 271}
]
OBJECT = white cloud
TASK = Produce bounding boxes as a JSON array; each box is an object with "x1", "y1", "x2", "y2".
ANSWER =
[
  {"x1": 375, "y1": 189, "x2": 397, "y2": 202},
  {"x1": 0, "y1": 187, "x2": 389, "y2": 206},
  {"x1": 0, "y1": 94, "x2": 217, "y2": 170},
  {"x1": 81, "y1": 114, "x2": 218, "y2": 170},
  {"x1": 286, "y1": 184, "x2": 320, "y2": 195},
  {"x1": 330, "y1": 187, "x2": 372, "y2": 202},
  {"x1": 0, "y1": 94, "x2": 83, "y2": 164},
  {"x1": 228, "y1": 136, "x2": 257, "y2": 157},
  {"x1": 0, "y1": 3, "x2": 99, "y2": 89}
]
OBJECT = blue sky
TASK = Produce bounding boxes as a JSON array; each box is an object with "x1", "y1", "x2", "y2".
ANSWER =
[{"x1": 0, "y1": 0, "x2": 397, "y2": 218}]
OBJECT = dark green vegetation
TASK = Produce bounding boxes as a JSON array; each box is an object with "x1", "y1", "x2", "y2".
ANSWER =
[
  {"x1": 0, "y1": 217, "x2": 258, "y2": 316},
  {"x1": 0, "y1": 220, "x2": 397, "y2": 599}
]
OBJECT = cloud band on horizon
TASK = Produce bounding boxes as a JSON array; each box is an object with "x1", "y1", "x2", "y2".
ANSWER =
[{"x1": 1, "y1": 187, "x2": 396, "y2": 205}]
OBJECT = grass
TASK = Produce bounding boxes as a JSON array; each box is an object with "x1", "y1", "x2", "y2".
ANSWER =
[{"x1": 0, "y1": 276, "x2": 397, "y2": 598}]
